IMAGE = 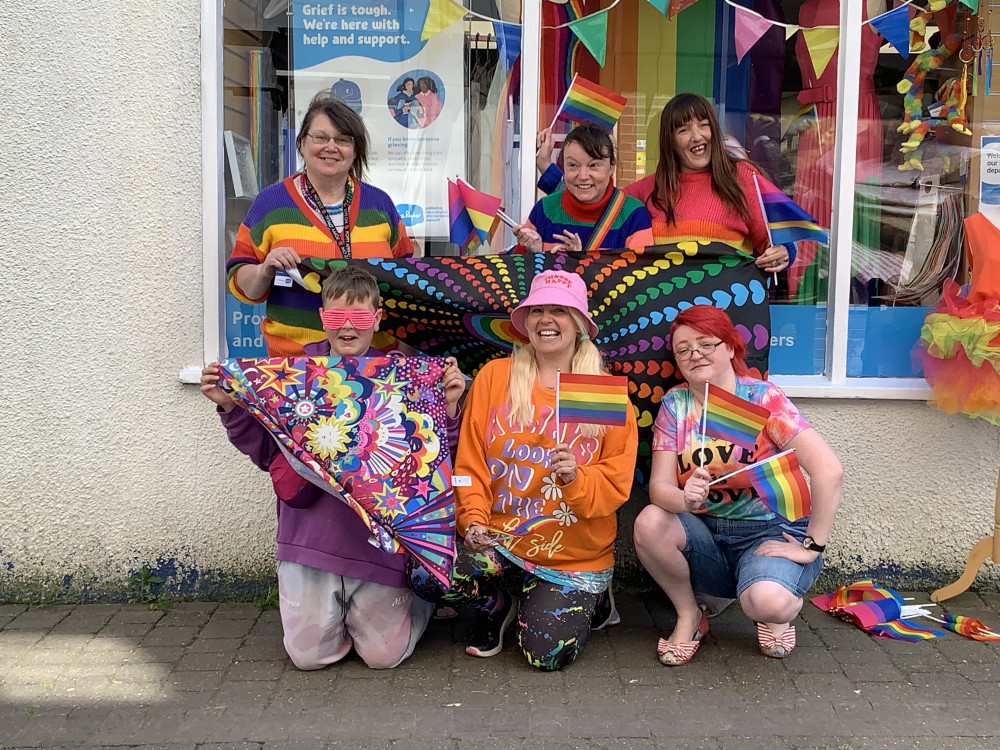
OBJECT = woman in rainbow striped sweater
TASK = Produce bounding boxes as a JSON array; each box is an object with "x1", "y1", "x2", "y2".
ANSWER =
[
  {"x1": 228, "y1": 93, "x2": 412, "y2": 356},
  {"x1": 514, "y1": 124, "x2": 653, "y2": 254}
]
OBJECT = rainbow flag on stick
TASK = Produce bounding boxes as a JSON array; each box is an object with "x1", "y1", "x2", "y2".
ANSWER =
[
  {"x1": 746, "y1": 449, "x2": 811, "y2": 521},
  {"x1": 557, "y1": 373, "x2": 630, "y2": 426},
  {"x1": 712, "y1": 449, "x2": 811, "y2": 520},
  {"x1": 868, "y1": 619, "x2": 946, "y2": 642},
  {"x1": 753, "y1": 173, "x2": 829, "y2": 247},
  {"x1": 448, "y1": 178, "x2": 502, "y2": 255},
  {"x1": 703, "y1": 383, "x2": 770, "y2": 451},
  {"x1": 551, "y1": 74, "x2": 628, "y2": 131},
  {"x1": 939, "y1": 613, "x2": 1000, "y2": 641}
]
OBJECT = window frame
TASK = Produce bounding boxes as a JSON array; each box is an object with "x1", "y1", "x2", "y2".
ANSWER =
[{"x1": 195, "y1": 0, "x2": 932, "y2": 399}]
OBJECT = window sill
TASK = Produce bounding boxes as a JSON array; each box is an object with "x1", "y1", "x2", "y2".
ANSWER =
[{"x1": 770, "y1": 375, "x2": 932, "y2": 400}]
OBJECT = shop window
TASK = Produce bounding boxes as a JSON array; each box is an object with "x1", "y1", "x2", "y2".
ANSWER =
[
  {"x1": 208, "y1": 0, "x2": 998, "y2": 396},
  {"x1": 219, "y1": 0, "x2": 522, "y2": 358}
]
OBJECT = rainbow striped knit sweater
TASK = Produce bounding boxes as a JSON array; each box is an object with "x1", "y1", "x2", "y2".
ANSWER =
[
  {"x1": 227, "y1": 174, "x2": 412, "y2": 356},
  {"x1": 524, "y1": 182, "x2": 653, "y2": 252},
  {"x1": 624, "y1": 163, "x2": 771, "y2": 255}
]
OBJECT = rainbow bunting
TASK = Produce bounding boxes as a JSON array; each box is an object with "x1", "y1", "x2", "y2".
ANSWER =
[
  {"x1": 703, "y1": 383, "x2": 770, "y2": 451},
  {"x1": 753, "y1": 173, "x2": 829, "y2": 247},
  {"x1": 558, "y1": 373, "x2": 630, "y2": 426},
  {"x1": 941, "y1": 612, "x2": 1000, "y2": 641},
  {"x1": 554, "y1": 74, "x2": 628, "y2": 131},
  {"x1": 448, "y1": 178, "x2": 502, "y2": 254},
  {"x1": 744, "y1": 449, "x2": 811, "y2": 521}
]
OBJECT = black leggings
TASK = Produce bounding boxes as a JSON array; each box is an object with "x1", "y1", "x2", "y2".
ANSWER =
[{"x1": 410, "y1": 544, "x2": 600, "y2": 671}]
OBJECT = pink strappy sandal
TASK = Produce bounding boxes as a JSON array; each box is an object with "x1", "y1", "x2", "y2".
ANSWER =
[
  {"x1": 657, "y1": 609, "x2": 710, "y2": 666},
  {"x1": 756, "y1": 622, "x2": 796, "y2": 658}
]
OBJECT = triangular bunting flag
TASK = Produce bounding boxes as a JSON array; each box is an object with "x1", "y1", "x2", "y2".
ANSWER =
[
  {"x1": 734, "y1": 6, "x2": 773, "y2": 63},
  {"x1": 785, "y1": 24, "x2": 798, "y2": 41},
  {"x1": 668, "y1": 0, "x2": 701, "y2": 19},
  {"x1": 644, "y1": 0, "x2": 669, "y2": 18},
  {"x1": 960, "y1": 0, "x2": 979, "y2": 11},
  {"x1": 568, "y1": 10, "x2": 610, "y2": 67},
  {"x1": 801, "y1": 26, "x2": 839, "y2": 79},
  {"x1": 868, "y1": 3, "x2": 909, "y2": 58},
  {"x1": 492, "y1": 21, "x2": 522, "y2": 74},
  {"x1": 420, "y1": 0, "x2": 467, "y2": 42}
]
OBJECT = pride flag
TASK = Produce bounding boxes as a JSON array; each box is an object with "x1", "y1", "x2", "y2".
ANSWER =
[
  {"x1": 745, "y1": 449, "x2": 811, "y2": 521},
  {"x1": 752, "y1": 173, "x2": 829, "y2": 247},
  {"x1": 868, "y1": 620, "x2": 946, "y2": 642},
  {"x1": 557, "y1": 373, "x2": 630, "y2": 426},
  {"x1": 554, "y1": 74, "x2": 628, "y2": 131},
  {"x1": 448, "y1": 178, "x2": 502, "y2": 255},
  {"x1": 941, "y1": 612, "x2": 1000, "y2": 641},
  {"x1": 703, "y1": 383, "x2": 770, "y2": 451}
]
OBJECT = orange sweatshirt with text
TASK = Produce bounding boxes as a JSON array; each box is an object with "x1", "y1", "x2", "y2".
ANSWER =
[{"x1": 454, "y1": 358, "x2": 638, "y2": 572}]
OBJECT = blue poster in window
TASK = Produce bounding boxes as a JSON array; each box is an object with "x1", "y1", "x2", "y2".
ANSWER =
[
  {"x1": 225, "y1": 294, "x2": 267, "y2": 358},
  {"x1": 769, "y1": 305, "x2": 826, "y2": 376},
  {"x1": 847, "y1": 306, "x2": 930, "y2": 377},
  {"x1": 291, "y1": 0, "x2": 465, "y2": 238}
]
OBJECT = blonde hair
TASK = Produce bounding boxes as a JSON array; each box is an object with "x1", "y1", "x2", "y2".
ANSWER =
[{"x1": 507, "y1": 310, "x2": 607, "y2": 438}]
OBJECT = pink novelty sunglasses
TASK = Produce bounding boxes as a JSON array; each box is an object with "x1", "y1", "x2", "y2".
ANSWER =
[{"x1": 319, "y1": 309, "x2": 378, "y2": 330}]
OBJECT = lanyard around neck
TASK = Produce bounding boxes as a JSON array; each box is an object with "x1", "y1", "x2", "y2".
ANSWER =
[{"x1": 301, "y1": 173, "x2": 353, "y2": 259}]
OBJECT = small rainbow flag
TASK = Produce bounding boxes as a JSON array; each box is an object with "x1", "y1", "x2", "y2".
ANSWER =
[
  {"x1": 941, "y1": 612, "x2": 1000, "y2": 641},
  {"x1": 557, "y1": 373, "x2": 630, "y2": 426},
  {"x1": 752, "y1": 173, "x2": 829, "y2": 247},
  {"x1": 448, "y1": 178, "x2": 502, "y2": 255},
  {"x1": 554, "y1": 74, "x2": 628, "y2": 131},
  {"x1": 868, "y1": 619, "x2": 946, "y2": 642},
  {"x1": 745, "y1": 449, "x2": 811, "y2": 521},
  {"x1": 703, "y1": 383, "x2": 770, "y2": 451}
]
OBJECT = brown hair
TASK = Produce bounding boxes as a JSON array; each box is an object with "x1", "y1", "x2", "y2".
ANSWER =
[
  {"x1": 296, "y1": 92, "x2": 369, "y2": 182},
  {"x1": 320, "y1": 264, "x2": 381, "y2": 307},
  {"x1": 562, "y1": 123, "x2": 616, "y2": 164},
  {"x1": 650, "y1": 93, "x2": 750, "y2": 227}
]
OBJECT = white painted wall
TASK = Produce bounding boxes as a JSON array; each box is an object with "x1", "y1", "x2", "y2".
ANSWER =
[{"x1": 2, "y1": 2, "x2": 998, "y2": 600}]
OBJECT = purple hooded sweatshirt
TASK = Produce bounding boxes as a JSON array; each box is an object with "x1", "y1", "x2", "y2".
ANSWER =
[{"x1": 219, "y1": 342, "x2": 461, "y2": 588}]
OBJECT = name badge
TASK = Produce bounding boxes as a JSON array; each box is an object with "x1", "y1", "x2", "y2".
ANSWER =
[
  {"x1": 273, "y1": 271, "x2": 293, "y2": 288},
  {"x1": 452, "y1": 475, "x2": 472, "y2": 487}
]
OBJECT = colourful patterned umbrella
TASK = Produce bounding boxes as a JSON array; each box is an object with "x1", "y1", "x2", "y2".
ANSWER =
[
  {"x1": 219, "y1": 355, "x2": 456, "y2": 589},
  {"x1": 298, "y1": 243, "x2": 772, "y2": 486}
]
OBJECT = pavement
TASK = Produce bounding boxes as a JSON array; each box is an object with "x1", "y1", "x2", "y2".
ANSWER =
[{"x1": 2, "y1": 589, "x2": 1000, "y2": 750}]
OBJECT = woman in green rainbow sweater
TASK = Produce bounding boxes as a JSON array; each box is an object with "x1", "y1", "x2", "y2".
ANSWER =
[{"x1": 513, "y1": 124, "x2": 652, "y2": 254}]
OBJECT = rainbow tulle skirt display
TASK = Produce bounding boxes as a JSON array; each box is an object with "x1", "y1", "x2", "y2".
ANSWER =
[{"x1": 920, "y1": 279, "x2": 1000, "y2": 424}]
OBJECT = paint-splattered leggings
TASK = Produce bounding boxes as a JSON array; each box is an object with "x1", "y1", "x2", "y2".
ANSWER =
[{"x1": 409, "y1": 544, "x2": 599, "y2": 671}]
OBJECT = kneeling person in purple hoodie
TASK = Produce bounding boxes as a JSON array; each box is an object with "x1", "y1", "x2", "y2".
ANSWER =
[{"x1": 201, "y1": 264, "x2": 466, "y2": 669}]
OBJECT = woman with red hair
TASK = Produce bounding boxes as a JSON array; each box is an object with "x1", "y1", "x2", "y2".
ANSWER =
[{"x1": 634, "y1": 305, "x2": 842, "y2": 665}]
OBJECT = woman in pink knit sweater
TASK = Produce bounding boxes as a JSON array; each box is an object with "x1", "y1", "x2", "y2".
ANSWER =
[{"x1": 624, "y1": 93, "x2": 790, "y2": 272}]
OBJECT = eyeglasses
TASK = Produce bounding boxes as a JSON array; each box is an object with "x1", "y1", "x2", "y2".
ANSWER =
[
  {"x1": 307, "y1": 132, "x2": 355, "y2": 148},
  {"x1": 673, "y1": 340, "x2": 723, "y2": 360},
  {"x1": 319, "y1": 309, "x2": 377, "y2": 330}
]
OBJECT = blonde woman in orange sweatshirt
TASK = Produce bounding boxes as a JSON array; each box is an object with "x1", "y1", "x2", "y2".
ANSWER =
[{"x1": 409, "y1": 270, "x2": 638, "y2": 670}]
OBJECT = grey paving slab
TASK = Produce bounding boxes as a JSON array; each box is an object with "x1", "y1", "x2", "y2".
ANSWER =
[{"x1": 3, "y1": 593, "x2": 1000, "y2": 748}]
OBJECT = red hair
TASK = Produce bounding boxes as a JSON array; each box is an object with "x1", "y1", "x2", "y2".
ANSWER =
[{"x1": 669, "y1": 305, "x2": 750, "y2": 376}]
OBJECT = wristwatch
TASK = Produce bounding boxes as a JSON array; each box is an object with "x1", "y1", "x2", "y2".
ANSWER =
[{"x1": 802, "y1": 536, "x2": 826, "y2": 553}]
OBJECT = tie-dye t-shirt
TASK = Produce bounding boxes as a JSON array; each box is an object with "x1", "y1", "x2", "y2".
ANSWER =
[{"x1": 652, "y1": 376, "x2": 811, "y2": 520}]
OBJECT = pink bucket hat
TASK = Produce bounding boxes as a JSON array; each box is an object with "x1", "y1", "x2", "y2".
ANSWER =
[{"x1": 510, "y1": 270, "x2": 599, "y2": 339}]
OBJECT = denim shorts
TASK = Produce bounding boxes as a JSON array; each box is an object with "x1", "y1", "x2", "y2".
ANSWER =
[{"x1": 677, "y1": 513, "x2": 823, "y2": 599}]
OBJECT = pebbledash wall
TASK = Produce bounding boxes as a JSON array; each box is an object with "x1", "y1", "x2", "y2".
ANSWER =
[{"x1": 2, "y1": 1, "x2": 1000, "y2": 602}]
